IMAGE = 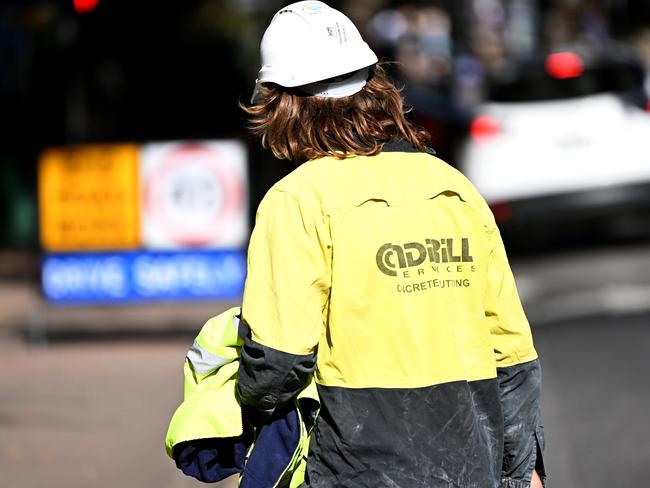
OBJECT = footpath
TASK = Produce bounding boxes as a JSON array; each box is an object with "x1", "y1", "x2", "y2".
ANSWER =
[{"x1": 0, "y1": 277, "x2": 239, "y2": 488}]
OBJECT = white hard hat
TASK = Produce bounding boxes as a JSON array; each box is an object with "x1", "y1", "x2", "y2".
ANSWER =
[{"x1": 252, "y1": 1, "x2": 378, "y2": 101}]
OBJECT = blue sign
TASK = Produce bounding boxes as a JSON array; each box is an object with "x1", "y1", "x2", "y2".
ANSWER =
[{"x1": 42, "y1": 250, "x2": 246, "y2": 304}]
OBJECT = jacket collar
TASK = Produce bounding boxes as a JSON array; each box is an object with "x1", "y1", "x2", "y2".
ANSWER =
[{"x1": 382, "y1": 139, "x2": 436, "y2": 155}]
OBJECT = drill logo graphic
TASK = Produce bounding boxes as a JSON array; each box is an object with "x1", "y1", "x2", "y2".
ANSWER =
[{"x1": 376, "y1": 238, "x2": 473, "y2": 277}]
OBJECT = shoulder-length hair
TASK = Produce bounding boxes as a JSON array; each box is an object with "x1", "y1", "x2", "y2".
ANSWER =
[{"x1": 240, "y1": 64, "x2": 430, "y2": 162}]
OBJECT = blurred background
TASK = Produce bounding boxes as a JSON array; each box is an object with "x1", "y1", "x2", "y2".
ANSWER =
[{"x1": 1, "y1": 0, "x2": 650, "y2": 487}]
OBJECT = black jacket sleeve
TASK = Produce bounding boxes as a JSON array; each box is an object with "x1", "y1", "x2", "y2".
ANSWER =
[
  {"x1": 499, "y1": 358, "x2": 546, "y2": 487},
  {"x1": 237, "y1": 319, "x2": 316, "y2": 421}
]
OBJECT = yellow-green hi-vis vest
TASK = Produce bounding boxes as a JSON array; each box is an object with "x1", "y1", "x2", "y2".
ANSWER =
[{"x1": 165, "y1": 307, "x2": 318, "y2": 488}]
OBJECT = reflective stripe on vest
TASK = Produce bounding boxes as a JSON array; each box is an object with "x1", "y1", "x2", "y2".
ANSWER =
[{"x1": 186, "y1": 340, "x2": 234, "y2": 375}]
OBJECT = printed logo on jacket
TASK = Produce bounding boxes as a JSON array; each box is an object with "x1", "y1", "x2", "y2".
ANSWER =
[{"x1": 376, "y1": 238, "x2": 476, "y2": 293}]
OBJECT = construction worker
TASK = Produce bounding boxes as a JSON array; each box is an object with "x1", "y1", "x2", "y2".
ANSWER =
[{"x1": 238, "y1": 2, "x2": 545, "y2": 487}]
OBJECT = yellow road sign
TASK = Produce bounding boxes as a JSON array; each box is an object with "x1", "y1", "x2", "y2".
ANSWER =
[{"x1": 39, "y1": 144, "x2": 140, "y2": 251}]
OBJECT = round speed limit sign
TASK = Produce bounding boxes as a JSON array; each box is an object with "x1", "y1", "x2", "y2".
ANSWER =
[{"x1": 140, "y1": 141, "x2": 248, "y2": 249}]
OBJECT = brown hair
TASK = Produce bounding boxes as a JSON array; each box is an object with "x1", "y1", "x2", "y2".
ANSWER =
[{"x1": 241, "y1": 64, "x2": 430, "y2": 162}]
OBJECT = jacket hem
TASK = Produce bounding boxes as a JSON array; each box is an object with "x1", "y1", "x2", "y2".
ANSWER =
[{"x1": 501, "y1": 476, "x2": 546, "y2": 487}]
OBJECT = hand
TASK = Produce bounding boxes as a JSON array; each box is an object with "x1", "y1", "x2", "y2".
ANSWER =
[{"x1": 530, "y1": 470, "x2": 543, "y2": 488}]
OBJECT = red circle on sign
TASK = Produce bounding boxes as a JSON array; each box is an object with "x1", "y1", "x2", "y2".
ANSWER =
[{"x1": 144, "y1": 144, "x2": 244, "y2": 247}]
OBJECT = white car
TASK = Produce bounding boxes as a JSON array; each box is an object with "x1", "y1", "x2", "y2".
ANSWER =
[{"x1": 457, "y1": 45, "x2": 650, "y2": 246}]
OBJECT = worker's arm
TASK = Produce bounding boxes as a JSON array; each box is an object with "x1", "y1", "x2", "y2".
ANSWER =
[
  {"x1": 484, "y1": 223, "x2": 546, "y2": 487},
  {"x1": 237, "y1": 188, "x2": 331, "y2": 420}
]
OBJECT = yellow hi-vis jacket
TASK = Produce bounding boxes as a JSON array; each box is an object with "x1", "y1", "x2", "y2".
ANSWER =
[
  {"x1": 237, "y1": 141, "x2": 545, "y2": 488},
  {"x1": 165, "y1": 307, "x2": 319, "y2": 488}
]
